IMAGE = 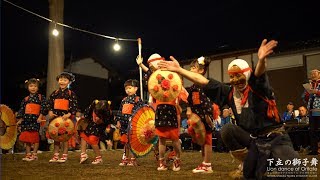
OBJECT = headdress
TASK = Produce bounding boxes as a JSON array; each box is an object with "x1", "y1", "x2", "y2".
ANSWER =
[{"x1": 227, "y1": 59, "x2": 252, "y2": 81}]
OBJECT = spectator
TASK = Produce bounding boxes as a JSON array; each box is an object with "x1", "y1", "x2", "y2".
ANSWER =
[
  {"x1": 302, "y1": 69, "x2": 320, "y2": 155},
  {"x1": 213, "y1": 107, "x2": 230, "y2": 152},
  {"x1": 282, "y1": 102, "x2": 295, "y2": 122}
]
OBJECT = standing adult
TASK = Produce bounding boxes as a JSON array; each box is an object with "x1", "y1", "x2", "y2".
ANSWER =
[{"x1": 303, "y1": 69, "x2": 320, "y2": 155}]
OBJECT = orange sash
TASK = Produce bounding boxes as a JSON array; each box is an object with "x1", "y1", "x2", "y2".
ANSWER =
[
  {"x1": 122, "y1": 104, "x2": 134, "y2": 114},
  {"x1": 54, "y1": 99, "x2": 69, "y2": 111},
  {"x1": 192, "y1": 92, "x2": 201, "y2": 105},
  {"x1": 25, "y1": 103, "x2": 41, "y2": 115}
]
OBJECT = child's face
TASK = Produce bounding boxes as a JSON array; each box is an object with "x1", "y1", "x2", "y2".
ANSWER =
[
  {"x1": 190, "y1": 64, "x2": 204, "y2": 74},
  {"x1": 58, "y1": 77, "x2": 70, "y2": 89},
  {"x1": 125, "y1": 85, "x2": 138, "y2": 96},
  {"x1": 287, "y1": 104, "x2": 294, "y2": 111},
  {"x1": 222, "y1": 109, "x2": 229, "y2": 118},
  {"x1": 28, "y1": 83, "x2": 39, "y2": 94}
]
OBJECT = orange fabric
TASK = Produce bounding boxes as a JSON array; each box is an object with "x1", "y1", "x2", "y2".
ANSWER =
[
  {"x1": 266, "y1": 99, "x2": 281, "y2": 123},
  {"x1": 40, "y1": 121, "x2": 46, "y2": 127},
  {"x1": 212, "y1": 103, "x2": 220, "y2": 120},
  {"x1": 68, "y1": 135, "x2": 76, "y2": 148},
  {"x1": 122, "y1": 104, "x2": 134, "y2": 114},
  {"x1": 250, "y1": 87, "x2": 281, "y2": 123},
  {"x1": 240, "y1": 86, "x2": 251, "y2": 106},
  {"x1": 19, "y1": 131, "x2": 39, "y2": 143},
  {"x1": 80, "y1": 132, "x2": 99, "y2": 145},
  {"x1": 192, "y1": 92, "x2": 201, "y2": 105},
  {"x1": 25, "y1": 103, "x2": 41, "y2": 115},
  {"x1": 155, "y1": 127, "x2": 179, "y2": 140},
  {"x1": 54, "y1": 99, "x2": 69, "y2": 111},
  {"x1": 120, "y1": 134, "x2": 128, "y2": 144},
  {"x1": 204, "y1": 132, "x2": 212, "y2": 146},
  {"x1": 39, "y1": 116, "x2": 46, "y2": 127},
  {"x1": 178, "y1": 87, "x2": 189, "y2": 103},
  {"x1": 229, "y1": 86, "x2": 281, "y2": 123}
]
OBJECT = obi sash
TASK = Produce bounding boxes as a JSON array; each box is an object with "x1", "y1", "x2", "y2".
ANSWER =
[
  {"x1": 25, "y1": 103, "x2": 41, "y2": 115},
  {"x1": 54, "y1": 99, "x2": 69, "y2": 111},
  {"x1": 122, "y1": 104, "x2": 134, "y2": 114},
  {"x1": 192, "y1": 92, "x2": 200, "y2": 105}
]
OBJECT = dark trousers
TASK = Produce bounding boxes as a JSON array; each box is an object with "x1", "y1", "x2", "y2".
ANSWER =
[
  {"x1": 213, "y1": 131, "x2": 228, "y2": 152},
  {"x1": 288, "y1": 128, "x2": 310, "y2": 150},
  {"x1": 220, "y1": 123, "x2": 251, "y2": 151},
  {"x1": 309, "y1": 115, "x2": 320, "y2": 153},
  {"x1": 221, "y1": 123, "x2": 300, "y2": 179}
]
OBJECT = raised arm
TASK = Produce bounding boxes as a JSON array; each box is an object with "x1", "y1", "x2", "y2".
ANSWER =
[
  {"x1": 158, "y1": 56, "x2": 209, "y2": 85},
  {"x1": 136, "y1": 55, "x2": 149, "y2": 72},
  {"x1": 255, "y1": 39, "x2": 278, "y2": 77}
]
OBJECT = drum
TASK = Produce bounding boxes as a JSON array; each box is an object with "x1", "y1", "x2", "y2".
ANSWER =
[
  {"x1": 148, "y1": 69, "x2": 182, "y2": 102},
  {"x1": 187, "y1": 113, "x2": 206, "y2": 146},
  {"x1": 48, "y1": 117, "x2": 75, "y2": 142}
]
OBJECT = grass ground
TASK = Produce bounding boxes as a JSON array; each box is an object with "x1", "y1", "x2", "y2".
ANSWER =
[
  {"x1": 1, "y1": 149, "x2": 238, "y2": 180},
  {"x1": 1, "y1": 149, "x2": 319, "y2": 180}
]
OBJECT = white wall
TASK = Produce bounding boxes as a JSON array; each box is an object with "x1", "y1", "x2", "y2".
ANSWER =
[
  {"x1": 306, "y1": 53, "x2": 320, "y2": 77},
  {"x1": 66, "y1": 58, "x2": 109, "y2": 79},
  {"x1": 182, "y1": 64, "x2": 193, "y2": 87},
  {"x1": 208, "y1": 59, "x2": 222, "y2": 82}
]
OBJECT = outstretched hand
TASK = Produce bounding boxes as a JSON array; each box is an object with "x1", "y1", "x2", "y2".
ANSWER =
[
  {"x1": 157, "y1": 56, "x2": 181, "y2": 72},
  {"x1": 258, "y1": 39, "x2": 278, "y2": 60}
]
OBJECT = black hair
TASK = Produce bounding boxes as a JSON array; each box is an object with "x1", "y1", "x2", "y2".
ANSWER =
[
  {"x1": 56, "y1": 72, "x2": 75, "y2": 82},
  {"x1": 124, "y1": 79, "x2": 139, "y2": 88},
  {"x1": 94, "y1": 100, "x2": 112, "y2": 119},
  {"x1": 190, "y1": 57, "x2": 210, "y2": 75},
  {"x1": 25, "y1": 78, "x2": 40, "y2": 88}
]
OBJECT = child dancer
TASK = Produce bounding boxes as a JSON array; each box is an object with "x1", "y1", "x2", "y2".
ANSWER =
[
  {"x1": 186, "y1": 56, "x2": 217, "y2": 173},
  {"x1": 47, "y1": 72, "x2": 78, "y2": 163},
  {"x1": 115, "y1": 79, "x2": 144, "y2": 166},
  {"x1": 16, "y1": 78, "x2": 47, "y2": 161},
  {"x1": 79, "y1": 100, "x2": 113, "y2": 164},
  {"x1": 137, "y1": 53, "x2": 188, "y2": 171}
]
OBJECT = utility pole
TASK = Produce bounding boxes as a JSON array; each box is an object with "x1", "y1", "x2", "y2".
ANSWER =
[{"x1": 47, "y1": 0, "x2": 64, "y2": 96}]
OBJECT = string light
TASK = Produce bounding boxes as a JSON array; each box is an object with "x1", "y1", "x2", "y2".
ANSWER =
[
  {"x1": 52, "y1": 23, "x2": 59, "y2": 36},
  {"x1": 113, "y1": 39, "x2": 121, "y2": 51},
  {"x1": 3, "y1": 0, "x2": 138, "y2": 43}
]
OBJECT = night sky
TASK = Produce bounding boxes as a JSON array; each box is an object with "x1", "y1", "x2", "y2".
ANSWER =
[{"x1": 1, "y1": 0, "x2": 320, "y2": 110}]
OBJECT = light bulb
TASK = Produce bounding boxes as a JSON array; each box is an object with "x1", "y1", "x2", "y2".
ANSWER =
[
  {"x1": 52, "y1": 28, "x2": 59, "y2": 36},
  {"x1": 113, "y1": 43, "x2": 121, "y2": 51}
]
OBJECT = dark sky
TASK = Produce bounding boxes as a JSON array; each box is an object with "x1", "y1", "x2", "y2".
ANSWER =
[{"x1": 1, "y1": 0, "x2": 320, "y2": 109}]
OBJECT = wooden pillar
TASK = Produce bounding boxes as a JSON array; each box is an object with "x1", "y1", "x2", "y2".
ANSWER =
[{"x1": 47, "y1": 0, "x2": 64, "y2": 96}]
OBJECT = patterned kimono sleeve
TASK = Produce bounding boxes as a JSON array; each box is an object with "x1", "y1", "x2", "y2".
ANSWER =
[
  {"x1": 16, "y1": 98, "x2": 26, "y2": 119},
  {"x1": 68, "y1": 91, "x2": 78, "y2": 115},
  {"x1": 47, "y1": 91, "x2": 56, "y2": 111},
  {"x1": 84, "y1": 102, "x2": 94, "y2": 120},
  {"x1": 114, "y1": 100, "x2": 125, "y2": 122},
  {"x1": 40, "y1": 94, "x2": 48, "y2": 115},
  {"x1": 136, "y1": 96, "x2": 144, "y2": 108}
]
